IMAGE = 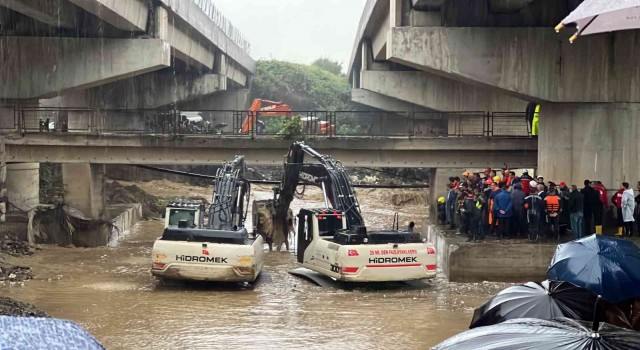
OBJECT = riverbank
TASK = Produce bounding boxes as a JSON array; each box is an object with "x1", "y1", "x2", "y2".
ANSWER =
[
  {"x1": 0, "y1": 224, "x2": 47, "y2": 317},
  {"x1": 0, "y1": 296, "x2": 47, "y2": 317}
]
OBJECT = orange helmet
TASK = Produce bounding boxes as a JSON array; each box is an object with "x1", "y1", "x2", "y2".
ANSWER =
[{"x1": 486, "y1": 179, "x2": 493, "y2": 185}]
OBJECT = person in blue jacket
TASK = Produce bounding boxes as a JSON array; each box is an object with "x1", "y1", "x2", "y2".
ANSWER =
[{"x1": 493, "y1": 182, "x2": 514, "y2": 239}]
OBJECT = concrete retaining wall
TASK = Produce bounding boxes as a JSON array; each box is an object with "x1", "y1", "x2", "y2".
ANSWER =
[
  {"x1": 6, "y1": 163, "x2": 40, "y2": 211},
  {"x1": 107, "y1": 203, "x2": 143, "y2": 246},
  {"x1": 425, "y1": 223, "x2": 557, "y2": 283},
  {"x1": 33, "y1": 203, "x2": 143, "y2": 247}
]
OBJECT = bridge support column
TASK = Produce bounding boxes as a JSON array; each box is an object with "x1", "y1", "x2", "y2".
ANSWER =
[
  {"x1": 178, "y1": 89, "x2": 250, "y2": 133},
  {"x1": 62, "y1": 163, "x2": 106, "y2": 219},
  {"x1": 538, "y1": 103, "x2": 640, "y2": 189},
  {"x1": 0, "y1": 138, "x2": 6, "y2": 222},
  {"x1": 428, "y1": 168, "x2": 465, "y2": 223},
  {"x1": 5, "y1": 163, "x2": 40, "y2": 213}
]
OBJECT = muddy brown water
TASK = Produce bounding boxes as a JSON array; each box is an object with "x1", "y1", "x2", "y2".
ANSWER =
[{"x1": 0, "y1": 187, "x2": 507, "y2": 349}]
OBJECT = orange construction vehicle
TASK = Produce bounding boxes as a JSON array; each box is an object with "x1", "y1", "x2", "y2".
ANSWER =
[
  {"x1": 240, "y1": 98, "x2": 334, "y2": 135},
  {"x1": 240, "y1": 99, "x2": 293, "y2": 134}
]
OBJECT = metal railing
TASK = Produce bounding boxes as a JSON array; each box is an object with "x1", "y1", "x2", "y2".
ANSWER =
[
  {"x1": 191, "y1": 0, "x2": 251, "y2": 54},
  {"x1": 5, "y1": 107, "x2": 531, "y2": 139}
]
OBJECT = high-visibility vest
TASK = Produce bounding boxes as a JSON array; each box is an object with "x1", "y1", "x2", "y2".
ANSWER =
[
  {"x1": 545, "y1": 195, "x2": 560, "y2": 212},
  {"x1": 532, "y1": 104, "x2": 540, "y2": 136}
]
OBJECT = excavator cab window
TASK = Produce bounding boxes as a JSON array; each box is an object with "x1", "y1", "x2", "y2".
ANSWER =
[
  {"x1": 297, "y1": 211, "x2": 313, "y2": 263},
  {"x1": 317, "y1": 212, "x2": 344, "y2": 237},
  {"x1": 168, "y1": 209, "x2": 196, "y2": 227}
]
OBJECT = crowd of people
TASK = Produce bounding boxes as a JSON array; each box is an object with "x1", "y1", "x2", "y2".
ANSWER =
[{"x1": 436, "y1": 167, "x2": 639, "y2": 243}]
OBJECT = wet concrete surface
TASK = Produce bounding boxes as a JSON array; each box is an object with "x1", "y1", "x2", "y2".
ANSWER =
[{"x1": 0, "y1": 187, "x2": 509, "y2": 349}]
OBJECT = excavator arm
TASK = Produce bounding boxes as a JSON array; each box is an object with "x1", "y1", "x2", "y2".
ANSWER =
[
  {"x1": 209, "y1": 155, "x2": 250, "y2": 230},
  {"x1": 240, "y1": 98, "x2": 293, "y2": 133},
  {"x1": 273, "y1": 142, "x2": 364, "y2": 229}
]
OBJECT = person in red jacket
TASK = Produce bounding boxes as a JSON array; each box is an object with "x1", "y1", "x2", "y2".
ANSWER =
[
  {"x1": 593, "y1": 181, "x2": 607, "y2": 234},
  {"x1": 612, "y1": 187, "x2": 625, "y2": 236}
]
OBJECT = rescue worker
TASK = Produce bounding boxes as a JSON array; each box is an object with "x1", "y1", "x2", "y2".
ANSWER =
[
  {"x1": 524, "y1": 186, "x2": 544, "y2": 241},
  {"x1": 581, "y1": 180, "x2": 600, "y2": 235},
  {"x1": 493, "y1": 183, "x2": 513, "y2": 239},
  {"x1": 461, "y1": 187, "x2": 479, "y2": 242},
  {"x1": 536, "y1": 176, "x2": 547, "y2": 193},
  {"x1": 612, "y1": 187, "x2": 624, "y2": 236},
  {"x1": 622, "y1": 182, "x2": 636, "y2": 236},
  {"x1": 544, "y1": 188, "x2": 562, "y2": 241},
  {"x1": 526, "y1": 102, "x2": 540, "y2": 137},
  {"x1": 558, "y1": 182, "x2": 571, "y2": 236},
  {"x1": 593, "y1": 181, "x2": 607, "y2": 234},
  {"x1": 569, "y1": 185, "x2": 584, "y2": 240},
  {"x1": 537, "y1": 183, "x2": 547, "y2": 200},
  {"x1": 473, "y1": 187, "x2": 486, "y2": 242},
  {"x1": 511, "y1": 182, "x2": 526, "y2": 237},
  {"x1": 446, "y1": 184, "x2": 457, "y2": 230},
  {"x1": 437, "y1": 196, "x2": 447, "y2": 225},
  {"x1": 457, "y1": 184, "x2": 470, "y2": 236},
  {"x1": 482, "y1": 179, "x2": 493, "y2": 233},
  {"x1": 521, "y1": 173, "x2": 532, "y2": 196},
  {"x1": 488, "y1": 181, "x2": 500, "y2": 236}
]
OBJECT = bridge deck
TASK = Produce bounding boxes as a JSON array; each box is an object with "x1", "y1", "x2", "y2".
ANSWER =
[{"x1": 4, "y1": 133, "x2": 537, "y2": 168}]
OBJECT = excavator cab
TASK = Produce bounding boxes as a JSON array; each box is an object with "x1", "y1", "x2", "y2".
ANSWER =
[{"x1": 296, "y1": 208, "x2": 347, "y2": 263}]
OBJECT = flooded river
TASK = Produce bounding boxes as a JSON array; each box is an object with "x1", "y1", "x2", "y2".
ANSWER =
[{"x1": 0, "y1": 184, "x2": 507, "y2": 349}]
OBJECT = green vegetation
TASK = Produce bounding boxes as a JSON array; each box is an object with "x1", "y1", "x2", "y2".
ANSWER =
[
  {"x1": 251, "y1": 59, "x2": 353, "y2": 111},
  {"x1": 312, "y1": 58, "x2": 344, "y2": 76},
  {"x1": 263, "y1": 116, "x2": 303, "y2": 139},
  {"x1": 39, "y1": 163, "x2": 63, "y2": 204},
  {"x1": 251, "y1": 59, "x2": 363, "y2": 136}
]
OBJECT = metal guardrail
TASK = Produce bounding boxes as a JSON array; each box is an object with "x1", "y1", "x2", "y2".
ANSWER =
[
  {"x1": 191, "y1": 0, "x2": 251, "y2": 55},
  {"x1": 5, "y1": 107, "x2": 531, "y2": 139}
]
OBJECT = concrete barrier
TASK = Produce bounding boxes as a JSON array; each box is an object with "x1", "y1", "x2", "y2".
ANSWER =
[
  {"x1": 425, "y1": 223, "x2": 558, "y2": 283},
  {"x1": 107, "y1": 203, "x2": 143, "y2": 246}
]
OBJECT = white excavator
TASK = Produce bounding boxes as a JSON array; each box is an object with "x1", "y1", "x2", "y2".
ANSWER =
[
  {"x1": 262, "y1": 142, "x2": 437, "y2": 283},
  {"x1": 151, "y1": 156, "x2": 264, "y2": 283}
]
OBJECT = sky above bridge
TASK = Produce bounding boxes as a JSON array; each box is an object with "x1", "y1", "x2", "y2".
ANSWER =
[{"x1": 214, "y1": 0, "x2": 367, "y2": 72}]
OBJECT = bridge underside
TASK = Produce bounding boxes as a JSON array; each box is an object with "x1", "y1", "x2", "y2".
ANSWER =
[{"x1": 349, "y1": 0, "x2": 640, "y2": 189}]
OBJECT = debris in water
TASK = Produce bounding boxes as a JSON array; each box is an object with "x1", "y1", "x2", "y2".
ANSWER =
[{"x1": 0, "y1": 297, "x2": 48, "y2": 317}]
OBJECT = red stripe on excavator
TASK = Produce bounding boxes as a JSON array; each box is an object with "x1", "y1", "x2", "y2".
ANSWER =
[{"x1": 365, "y1": 264, "x2": 422, "y2": 268}]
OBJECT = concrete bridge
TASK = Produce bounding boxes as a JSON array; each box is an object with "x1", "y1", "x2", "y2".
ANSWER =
[
  {"x1": 0, "y1": 0, "x2": 255, "y2": 222},
  {"x1": 4, "y1": 133, "x2": 538, "y2": 168},
  {"x1": 348, "y1": 0, "x2": 640, "y2": 192},
  {"x1": 0, "y1": 0, "x2": 254, "y2": 114}
]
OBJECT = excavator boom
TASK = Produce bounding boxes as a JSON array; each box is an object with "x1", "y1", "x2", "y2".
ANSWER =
[
  {"x1": 274, "y1": 142, "x2": 364, "y2": 229},
  {"x1": 209, "y1": 155, "x2": 250, "y2": 230}
]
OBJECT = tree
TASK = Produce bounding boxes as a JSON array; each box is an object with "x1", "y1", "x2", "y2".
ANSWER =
[
  {"x1": 312, "y1": 58, "x2": 343, "y2": 76},
  {"x1": 250, "y1": 60, "x2": 354, "y2": 111}
]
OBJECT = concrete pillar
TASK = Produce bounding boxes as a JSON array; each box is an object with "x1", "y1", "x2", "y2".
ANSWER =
[
  {"x1": 390, "y1": 0, "x2": 403, "y2": 27},
  {"x1": 62, "y1": 163, "x2": 106, "y2": 219},
  {"x1": 538, "y1": 103, "x2": 640, "y2": 189},
  {"x1": 5, "y1": 163, "x2": 40, "y2": 212},
  {"x1": 0, "y1": 106, "x2": 16, "y2": 131},
  {"x1": 178, "y1": 89, "x2": 250, "y2": 133},
  {"x1": 154, "y1": 5, "x2": 169, "y2": 39},
  {"x1": 0, "y1": 137, "x2": 6, "y2": 222},
  {"x1": 428, "y1": 168, "x2": 465, "y2": 221}
]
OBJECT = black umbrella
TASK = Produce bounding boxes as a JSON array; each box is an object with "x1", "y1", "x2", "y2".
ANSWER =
[
  {"x1": 470, "y1": 280, "x2": 631, "y2": 329},
  {"x1": 434, "y1": 318, "x2": 640, "y2": 350}
]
